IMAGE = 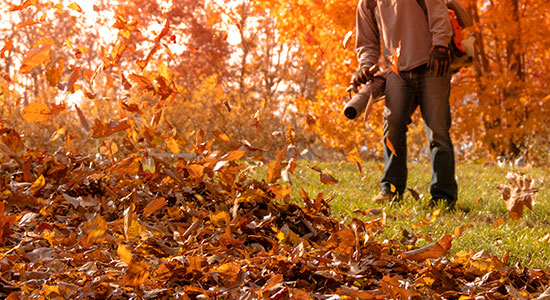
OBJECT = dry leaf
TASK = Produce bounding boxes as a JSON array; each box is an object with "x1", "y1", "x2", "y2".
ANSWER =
[{"x1": 497, "y1": 172, "x2": 538, "y2": 220}]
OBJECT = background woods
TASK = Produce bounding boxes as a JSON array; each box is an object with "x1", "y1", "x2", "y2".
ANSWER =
[{"x1": 1, "y1": 0, "x2": 550, "y2": 161}]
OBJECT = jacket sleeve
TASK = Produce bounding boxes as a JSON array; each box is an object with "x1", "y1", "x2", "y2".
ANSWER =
[
  {"x1": 355, "y1": 0, "x2": 380, "y2": 68},
  {"x1": 424, "y1": 0, "x2": 453, "y2": 47}
]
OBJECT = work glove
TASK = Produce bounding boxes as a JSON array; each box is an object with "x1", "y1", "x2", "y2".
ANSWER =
[
  {"x1": 428, "y1": 45, "x2": 451, "y2": 76},
  {"x1": 347, "y1": 65, "x2": 377, "y2": 94}
]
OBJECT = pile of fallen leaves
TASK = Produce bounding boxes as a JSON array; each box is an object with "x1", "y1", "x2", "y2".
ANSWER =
[{"x1": 1, "y1": 127, "x2": 550, "y2": 300}]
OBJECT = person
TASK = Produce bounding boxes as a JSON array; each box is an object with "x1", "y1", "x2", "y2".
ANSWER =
[{"x1": 351, "y1": 0, "x2": 458, "y2": 208}]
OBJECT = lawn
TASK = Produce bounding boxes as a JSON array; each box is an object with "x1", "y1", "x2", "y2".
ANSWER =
[{"x1": 274, "y1": 159, "x2": 550, "y2": 269}]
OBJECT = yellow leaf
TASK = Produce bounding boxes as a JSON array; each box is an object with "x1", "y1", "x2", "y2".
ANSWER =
[
  {"x1": 20, "y1": 39, "x2": 53, "y2": 74},
  {"x1": 117, "y1": 244, "x2": 133, "y2": 264},
  {"x1": 67, "y1": 2, "x2": 82, "y2": 12},
  {"x1": 21, "y1": 102, "x2": 53, "y2": 124},
  {"x1": 49, "y1": 126, "x2": 67, "y2": 142},
  {"x1": 210, "y1": 210, "x2": 228, "y2": 227},
  {"x1": 30, "y1": 175, "x2": 45, "y2": 194}
]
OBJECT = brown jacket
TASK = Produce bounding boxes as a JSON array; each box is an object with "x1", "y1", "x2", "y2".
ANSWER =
[{"x1": 355, "y1": 0, "x2": 453, "y2": 71}]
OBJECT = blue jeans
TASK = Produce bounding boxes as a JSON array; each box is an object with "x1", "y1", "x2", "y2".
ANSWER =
[{"x1": 381, "y1": 64, "x2": 457, "y2": 204}]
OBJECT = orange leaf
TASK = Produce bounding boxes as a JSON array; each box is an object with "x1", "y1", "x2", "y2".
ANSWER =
[
  {"x1": 386, "y1": 137, "x2": 398, "y2": 157},
  {"x1": 122, "y1": 260, "x2": 149, "y2": 287},
  {"x1": 129, "y1": 73, "x2": 154, "y2": 90},
  {"x1": 187, "y1": 164, "x2": 205, "y2": 179},
  {"x1": 83, "y1": 215, "x2": 107, "y2": 243},
  {"x1": 220, "y1": 150, "x2": 246, "y2": 162},
  {"x1": 20, "y1": 39, "x2": 53, "y2": 74},
  {"x1": 402, "y1": 242, "x2": 447, "y2": 261},
  {"x1": 117, "y1": 244, "x2": 133, "y2": 264},
  {"x1": 143, "y1": 197, "x2": 167, "y2": 218},
  {"x1": 1, "y1": 39, "x2": 13, "y2": 58},
  {"x1": 0, "y1": 202, "x2": 17, "y2": 245},
  {"x1": 166, "y1": 136, "x2": 180, "y2": 154},
  {"x1": 9, "y1": 0, "x2": 36, "y2": 11},
  {"x1": 21, "y1": 102, "x2": 53, "y2": 124},
  {"x1": 67, "y1": 2, "x2": 82, "y2": 12}
]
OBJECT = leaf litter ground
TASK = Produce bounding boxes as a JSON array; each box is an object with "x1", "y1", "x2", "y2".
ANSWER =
[{"x1": 1, "y1": 129, "x2": 550, "y2": 299}]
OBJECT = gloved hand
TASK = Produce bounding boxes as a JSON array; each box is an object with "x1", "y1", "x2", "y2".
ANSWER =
[
  {"x1": 428, "y1": 46, "x2": 451, "y2": 76},
  {"x1": 347, "y1": 65, "x2": 377, "y2": 93}
]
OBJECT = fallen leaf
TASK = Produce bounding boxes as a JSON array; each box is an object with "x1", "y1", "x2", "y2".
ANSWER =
[{"x1": 143, "y1": 197, "x2": 167, "y2": 218}]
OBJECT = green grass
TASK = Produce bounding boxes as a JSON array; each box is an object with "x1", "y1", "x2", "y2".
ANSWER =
[{"x1": 262, "y1": 160, "x2": 550, "y2": 269}]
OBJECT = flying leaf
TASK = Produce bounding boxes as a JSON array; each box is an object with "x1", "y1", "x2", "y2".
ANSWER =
[
  {"x1": 267, "y1": 148, "x2": 287, "y2": 184},
  {"x1": 129, "y1": 73, "x2": 154, "y2": 90},
  {"x1": 220, "y1": 149, "x2": 246, "y2": 162},
  {"x1": 343, "y1": 31, "x2": 353, "y2": 49},
  {"x1": 49, "y1": 126, "x2": 67, "y2": 142},
  {"x1": 497, "y1": 171, "x2": 538, "y2": 220},
  {"x1": 117, "y1": 243, "x2": 133, "y2": 264},
  {"x1": 346, "y1": 147, "x2": 363, "y2": 175},
  {"x1": 83, "y1": 215, "x2": 107, "y2": 243},
  {"x1": 30, "y1": 174, "x2": 45, "y2": 194},
  {"x1": 0, "y1": 39, "x2": 13, "y2": 58},
  {"x1": 9, "y1": 0, "x2": 36, "y2": 11},
  {"x1": 386, "y1": 137, "x2": 398, "y2": 157},
  {"x1": 388, "y1": 42, "x2": 401, "y2": 76},
  {"x1": 320, "y1": 171, "x2": 339, "y2": 185},
  {"x1": 67, "y1": 2, "x2": 82, "y2": 12},
  {"x1": 166, "y1": 136, "x2": 180, "y2": 154},
  {"x1": 20, "y1": 39, "x2": 54, "y2": 74},
  {"x1": 99, "y1": 140, "x2": 118, "y2": 157},
  {"x1": 407, "y1": 188, "x2": 420, "y2": 200},
  {"x1": 21, "y1": 102, "x2": 53, "y2": 124},
  {"x1": 122, "y1": 260, "x2": 149, "y2": 287},
  {"x1": 74, "y1": 104, "x2": 90, "y2": 131}
]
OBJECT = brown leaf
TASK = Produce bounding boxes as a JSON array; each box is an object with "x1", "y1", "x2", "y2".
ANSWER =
[
  {"x1": 267, "y1": 148, "x2": 287, "y2": 184},
  {"x1": 346, "y1": 147, "x2": 363, "y2": 175},
  {"x1": 407, "y1": 188, "x2": 420, "y2": 201},
  {"x1": 320, "y1": 171, "x2": 338, "y2": 185},
  {"x1": 75, "y1": 104, "x2": 90, "y2": 131},
  {"x1": 497, "y1": 172, "x2": 538, "y2": 220},
  {"x1": 20, "y1": 39, "x2": 54, "y2": 74}
]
